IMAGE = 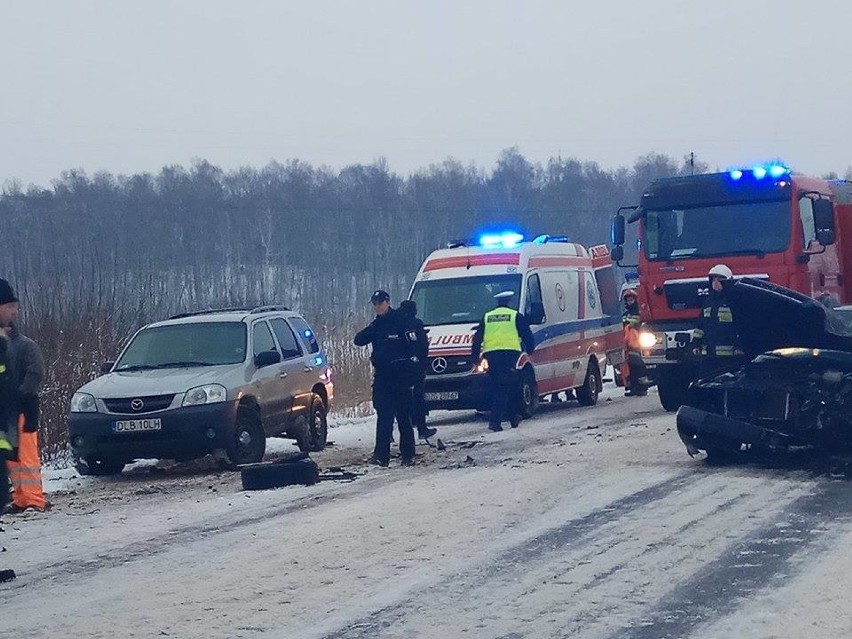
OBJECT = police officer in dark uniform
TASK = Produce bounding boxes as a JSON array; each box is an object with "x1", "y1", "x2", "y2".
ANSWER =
[
  {"x1": 693, "y1": 264, "x2": 744, "y2": 378},
  {"x1": 398, "y1": 300, "x2": 438, "y2": 441},
  {"x1": 354, "y1": 290, "x2": 427, "y2": 466},
  {"x1": 471, "y1": 291, "x2": 536, "y2": 432}
]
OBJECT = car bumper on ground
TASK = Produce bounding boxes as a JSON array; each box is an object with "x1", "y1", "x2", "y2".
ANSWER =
[
  {"x1": 68, "y1": 400, "x2": 241, "y2": 462},
  {"x1": 676, "y1": 405, "x2": 793, "y2": 455}
]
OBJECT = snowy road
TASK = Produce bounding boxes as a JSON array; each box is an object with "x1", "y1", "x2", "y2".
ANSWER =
[{"x1": 3, "y1": 390, "x2": 852, "y2": 639}]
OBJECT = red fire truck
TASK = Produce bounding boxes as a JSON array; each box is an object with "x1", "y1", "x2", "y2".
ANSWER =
[{"x1": 610, "y1": 163, "x2": 852, "y2": 411}]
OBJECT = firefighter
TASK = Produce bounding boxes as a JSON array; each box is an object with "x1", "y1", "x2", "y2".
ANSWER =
[
  {"x1": 398, "y1": 300, "x2": 437, "y2": 441},
  {"x1": 692, "y1": 265, "x2": 744, "y2": 378},
  {"x1": 0, "y1": 279, "x2": 46, "y2": 514},
  {"x1": 354, "y1": 290, "x2": 427, "y2": 467},
  {"x1": 471, "y1": 291, "x2": 536, "y2": 432},
  {"x1": 621, "y1": 288, "x2": 648, "y2": 397}
]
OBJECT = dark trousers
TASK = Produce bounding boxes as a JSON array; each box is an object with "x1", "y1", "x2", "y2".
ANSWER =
[
  {"x1": 373, "y1": 375, "x2": 415, "y2": 464},
  {"x1": 485, "y1": 350, "x2": 520, "y2": 428},
  {"x1": 411, "y1": 372, "x2": 427, "y2": 432},
  {"x1": 0, "y1": 457, "x2": 8, "y2": 513}
]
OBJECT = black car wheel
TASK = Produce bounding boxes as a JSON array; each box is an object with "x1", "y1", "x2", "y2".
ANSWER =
[
  {"x1": 308, "y1": 394, "x2": 328, "y2": 452},
  {"x1": 76, "y1": 457, "x2": 126, "y2": 477},
  {"x1": 226, "y1": 409, "x2": 266, "y2": 467},
  {"x1": 518, "y1": 368, "x2": 539, "y2": 418},
  {"x1": 576, "y1": 359, "x2": 601, "y2": 406},
  {"x1": 241, "y1": 457, "x2": 320, "y2": 491}
]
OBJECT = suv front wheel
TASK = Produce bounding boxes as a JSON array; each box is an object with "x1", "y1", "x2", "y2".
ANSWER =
[{"x1": 226, "y1": 408, "x2": 267, "y2": 466}]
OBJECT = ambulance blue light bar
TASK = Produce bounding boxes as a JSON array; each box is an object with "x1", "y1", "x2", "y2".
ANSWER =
[
  {"x1": 479, "y1": 232, "x2": 524, "y2": 248},
  {"x1": 729, "y1": 163, "x2": 790, "y2": 181}
]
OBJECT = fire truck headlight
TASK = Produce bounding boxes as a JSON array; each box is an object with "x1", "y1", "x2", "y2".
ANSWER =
[{"x1": 639, "y1": 331, "x2": 661, "y2": 350}]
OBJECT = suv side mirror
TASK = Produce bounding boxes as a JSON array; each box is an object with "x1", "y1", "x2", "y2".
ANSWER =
[
  {"x1": 610, "y1": 214, "x2": 626, "y2": 247},
  {"x1": 101, "y1": 361, "x2": 115, "y2": 374},
  {"x1": 254, "y1": 350, "x2": 282, "y2": 368},
  {"x1": 813, "y1": 199, "x2": 836, "y2": 246},
  {"x1": 528, "y1": 301, "x2": 546, "y2": 325}
]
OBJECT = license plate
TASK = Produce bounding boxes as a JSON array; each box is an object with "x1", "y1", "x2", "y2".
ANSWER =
[
  {"x1": 113, "y1": 419, "x2": 162, "y2": 433},
  {"x1": 425, "y1": 391, "x2": 459, "y2": 401}
]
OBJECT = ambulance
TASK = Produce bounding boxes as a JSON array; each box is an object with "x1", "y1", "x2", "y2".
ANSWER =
[{"x1": 408, "y1": 232, "x2": 623, "y2": 417}]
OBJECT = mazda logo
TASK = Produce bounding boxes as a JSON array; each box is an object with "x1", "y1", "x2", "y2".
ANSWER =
[
  {"x1": 131, "y1": 398, "x2": 145, "y2": 411},
  {"x1": 431, "y1": 357, "x2": 448, "y2": 373}
]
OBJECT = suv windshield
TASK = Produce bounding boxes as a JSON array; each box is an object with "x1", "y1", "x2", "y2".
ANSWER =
[
  {"x1": 644, "y1": 200, "x2": 791, "y2": 260},
  {"x1": 410, "y1": 274, "x2": 521, "y2": 325},
  {"x1": 115, "y1": 322, "x2": 248, "y2": 370}
]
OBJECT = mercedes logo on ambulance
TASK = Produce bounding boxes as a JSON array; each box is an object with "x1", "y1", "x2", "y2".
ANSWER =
[{"x1": 431, "y1": 357, "x2": 448, "y2": 373}]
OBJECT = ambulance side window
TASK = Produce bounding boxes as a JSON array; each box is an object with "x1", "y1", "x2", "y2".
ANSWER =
[{"x1": 525, "y1": 274, "x2": 543, "y2": 315}]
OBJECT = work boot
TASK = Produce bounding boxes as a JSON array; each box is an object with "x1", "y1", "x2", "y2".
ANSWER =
[
  {"x1": 369, "y1": 456, "x2": 389, "y2": 468},
  {"x1": 418, "y1": 426, "x2": 437, "y2": 440},
  {"x1": 488, "y1": 423, "x2": 503, "y2": 432},
  {"x1": 509, "y1": 414, "x2": 521, "y2": 429},
  {"x1": 400, "y1": 457, "x2": 416, "y2": 467}
]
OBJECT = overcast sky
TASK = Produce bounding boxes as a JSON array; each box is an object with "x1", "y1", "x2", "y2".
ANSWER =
[{"x1": 1, "y1": 0, "x2": 849, "y2": 186}]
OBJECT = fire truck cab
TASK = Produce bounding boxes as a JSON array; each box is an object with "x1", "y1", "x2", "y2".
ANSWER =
[
  {"x1": 611, "y1": 163, "x2": 852, "y2": 411},
  {"x1": 409, "y1": 232, "x2": 623, "y2": 418}
]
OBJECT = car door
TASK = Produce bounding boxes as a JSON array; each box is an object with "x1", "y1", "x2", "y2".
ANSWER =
[
  {"x1": 268, "y1": 317, "x2": 310, "y2": 426},
  {"x1": 250, "y1": 320, "x2": 288, "y2": 434}
]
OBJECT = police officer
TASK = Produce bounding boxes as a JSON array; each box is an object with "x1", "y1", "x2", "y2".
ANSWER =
[
  {"x1": 398, "y1": 300, "x2": 437, "y2": 441},
  {"x1": 693, "y1": 264, "x2": 744, "y2": 378},
  {"x1": 471, "y1": 291, "x2": 536, "y2": 432},
  {"x1": 354, "y1": 290, "x2": 427, "y2": 467}
]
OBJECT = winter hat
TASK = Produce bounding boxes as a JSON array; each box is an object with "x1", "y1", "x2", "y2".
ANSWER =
[{"x1": 0, "y1": 280, "x2": 17, "y2": 305}]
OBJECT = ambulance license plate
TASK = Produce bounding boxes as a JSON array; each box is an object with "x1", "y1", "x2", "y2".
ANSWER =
[
  {"x1": 113, "y1": 419, "x2": 162, "y2": 433},
  {"x1": 425, "y1": 392, "x2": 458, "y2": 401}
]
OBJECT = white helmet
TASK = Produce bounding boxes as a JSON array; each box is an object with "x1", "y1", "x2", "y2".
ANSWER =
[{"x1": 708, "y1": 264, "x2": 733, "y2": 280}]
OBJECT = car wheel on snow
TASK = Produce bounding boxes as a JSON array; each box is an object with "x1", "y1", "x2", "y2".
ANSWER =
[
  {"x1": 225, "y1": 409, "x2": 266, "y2": 467},
  {"x1": 576, "y1": 359, "x2": 601, "y2": 406},
  {"x1": 75, "y1": 457, "x2": 126, "y2": 476},
  {"x1": 308, "y1": 394, "x2": 328, "y2": 452},
  {"x1": 518, "y1": 368, "x2": 539, "y2": 418},
  {"x1": 240, "y1": 457, "x2": 320, "y2": 491}
]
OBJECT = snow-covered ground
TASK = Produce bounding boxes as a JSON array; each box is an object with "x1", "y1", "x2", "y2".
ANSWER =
[{"x1": 3, "y1": 386, "x2": 852, "y2": 639}]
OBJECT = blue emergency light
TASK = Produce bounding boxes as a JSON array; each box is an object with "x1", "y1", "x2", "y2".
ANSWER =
[
  {"x1": 729, "y1": 162, "x2": 790, "y2": 182},
  {"x1": 479, "y1": 231, "x2": 524, "y2": 249}
]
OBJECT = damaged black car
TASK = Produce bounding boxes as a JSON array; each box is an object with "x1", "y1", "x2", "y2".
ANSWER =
[{"x1": 677, "y1": 278, "x2": 852, "y2": 463}]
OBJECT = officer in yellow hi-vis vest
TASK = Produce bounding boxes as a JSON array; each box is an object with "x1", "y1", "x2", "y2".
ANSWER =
[
  {"x1": 471, "y1": 291, "x2": 536, "y2": 432},
  {"x1": 692, "y1": 264, "x2": 744, "y2": 378}
]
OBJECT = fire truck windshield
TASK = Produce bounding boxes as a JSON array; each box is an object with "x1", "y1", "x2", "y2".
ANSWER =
[
  {"x1": 410, "y1": 274, "x2": 521, "y2": 326},
  {"x1": 644, "y1": 200, "x2": 791, "y2": 261}
]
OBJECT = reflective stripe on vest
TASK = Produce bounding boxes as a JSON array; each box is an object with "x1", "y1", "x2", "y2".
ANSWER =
[{"x1": 482, "y1": 308, "x2": 522, "y2": 353}]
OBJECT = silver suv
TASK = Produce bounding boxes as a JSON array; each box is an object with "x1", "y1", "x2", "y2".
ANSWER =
[{"x1": 68, "y1": 306, "x2": 333, "y2": 475}]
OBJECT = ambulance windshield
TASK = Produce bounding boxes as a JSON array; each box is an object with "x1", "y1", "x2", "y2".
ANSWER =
[{"x1": 410, "y1": 274, "x2": 521, "y2": 326}]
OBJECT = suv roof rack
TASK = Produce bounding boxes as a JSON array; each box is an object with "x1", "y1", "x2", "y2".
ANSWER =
[{"x1": 169, "y1": 305, "x2": 290, "y2": 320}]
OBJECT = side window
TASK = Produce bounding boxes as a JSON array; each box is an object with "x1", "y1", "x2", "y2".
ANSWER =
[
  {"x1": 799, "y1": 196, "x2": 817, "y2": 250},
  {"x1": 252, "y1": 321, "x2": 278, "y2": 358},
  {"x1": 524, "y1": 273, "x2": 543, "y2": 315},
  {"x1": 289, "y1": 317, "x2": 320, "y2": 354},
  {"x1": 270, "y1": 318, "x2": 302, "y2": 360}
]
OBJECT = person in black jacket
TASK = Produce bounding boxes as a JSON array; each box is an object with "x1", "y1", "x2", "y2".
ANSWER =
[
  {"x1": 354, "y1": 290, "x2": 427, "y2": 467},
  {"x1": 0, "y1": 333, "x2": 16, "y2": 582},
  {"x1": 398, "y1": 300, "x2": 438, "y2": 441}
]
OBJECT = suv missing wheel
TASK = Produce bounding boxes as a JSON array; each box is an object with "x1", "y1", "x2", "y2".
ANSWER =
[{"x1": 68, "y1": 306, "x2": 333, "y2": 476}]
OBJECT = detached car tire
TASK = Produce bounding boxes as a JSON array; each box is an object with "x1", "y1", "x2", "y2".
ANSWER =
[
  {"x1": 76, "y1": 457, "x2": 126, "y2": 477},
  {"x1": 241, "y1": 457, "x2": 320, "y2": 491}
]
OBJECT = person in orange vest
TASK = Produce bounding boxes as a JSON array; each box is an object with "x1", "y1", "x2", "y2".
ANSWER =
[
  {"x1": 621, "y1": 288, "x2": 648, "y2": 397},
  {"x1": 0, "y1": 279, "x2": 47, "y2": 514}
]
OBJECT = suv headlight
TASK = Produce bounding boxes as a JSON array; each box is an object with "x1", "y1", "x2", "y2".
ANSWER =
[
  {"x1": 183, "y1": 384, "x2": 227, "y2": 406},
  {"x1": 70, "y1": 392, "x2": 97, "y2": 413}
]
